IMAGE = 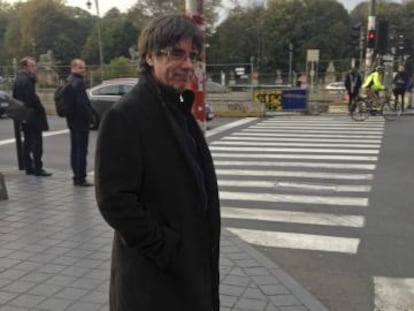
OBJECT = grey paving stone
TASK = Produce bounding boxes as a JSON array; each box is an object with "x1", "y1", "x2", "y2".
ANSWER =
[
  {"x1": 229, "y1": 267, "x2": 247, "y2": 277},
  {"x1": 8, "y1": 294, "x2": 45, "y2": 308},
  {"x1": 55, "y1": 287, "x2": 89, "y2": 300},
  {"x1": 0, "y1": 270, "x2": 27, "y2": 281},
  {"x1": 243, "y1": 267, "x2": 269, "y2": 276},
  {"x1": 270, "y1": 295, "x2": 301, "y2": 307},
  {"x1": 80, "y1": 290, "x2": 108, "y2": 304},
  {"x1": 279, "y1": 306, "x2": 309, "y2": 311},
  {"x1": 259, "y1": 284, "x2": 290, "y2": 296},
  {"x1": 223, "y1": 275, "x2": 251, "y2": 287},
  {"x1": 220, "y1": 284, "x2": 246, "y2": 297},
  {"x1": 2, "y1": 280, "x2": 37, "y2": 293},
  {"x1": 0, "y1": 291, "x2": 18, "y2": 304},
  {"x1": 252, "y1": 275, "x2": 281, "y2": 286},
  {"x1": 44, "y1": 275, "x2": 77, "y2": 286},
  {"x1": 243, "y1": 288, "x2": 267, "y2": 300},
  {"x1": 64, "y1": 301, "x2": 102, "y2": 311},
  {"x1": 69, "y1": 278, "x2": 104, "y2": 290},
  {"x1": 0, "y1": 306, "x2": 30, "y2": 311},
  {"x1": 235, "y1": 259, "x2": 261, "y2": 268},
  {"x1": 28, "y1": 283, "x2": 63, "y2": 296},
  {"x1": 35, "y1": 297, "x2": 73, "y2": 311},
  {"x1": 20, "y1": 272, "x2": 53, "y2": 283},
  {"x1": 234, "y1": 298, "x2": 268, "y2": 311},
  {"x1": 219, "y1": 294, "x2": 238, "y2": 307}
]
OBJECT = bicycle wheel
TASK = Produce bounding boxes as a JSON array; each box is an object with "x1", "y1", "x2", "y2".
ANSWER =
[
  {"x1": 351, "y1": 99, "x2": 369, "y2": 121},
  {"x1": 382, "y1": 100, "x2": 401, "y2": 121}
]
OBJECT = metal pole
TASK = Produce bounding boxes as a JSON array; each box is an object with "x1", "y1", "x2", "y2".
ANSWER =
[
  {"x1": 364, "y1": 0, "x2": 376, "y2": 78},
  {"x1": 288, "y1": 42, "x2": 293, "y2": 86},
  {"x1": 95, "y1": 0, "x2": 104, "y2": 81},
  {"x1": 185, "y1": 0, "x2": 206, "y2": 131}
]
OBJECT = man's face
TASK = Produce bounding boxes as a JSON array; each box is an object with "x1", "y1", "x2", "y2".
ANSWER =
[
  {"x1": 72, "y1": 61, "x2": 86, "y2": 76},
  {"x1": 24, "y1": 60, "x2": 37, "y2": 75},
  {"x1": 146, "y1": 39, "x2": 198, "y2": 92}
]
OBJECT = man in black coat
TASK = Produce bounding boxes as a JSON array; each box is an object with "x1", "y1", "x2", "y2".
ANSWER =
[
  {"x1": 12, "y1": 56, "x2": 51, "y2": 176},
  {"x1": 344, "y1": 66, "x2": 362, "y2": 112},
  {"x1": 95, "y1": 15, "x2": 221, "y2": 311},
  {"x1": 66, "y1": 59, "x2": 93, "y2": 187}
]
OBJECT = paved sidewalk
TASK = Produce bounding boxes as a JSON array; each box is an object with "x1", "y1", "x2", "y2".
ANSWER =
[{"x1": 0, "y1": 168, "x2": 328, "y2": 311}]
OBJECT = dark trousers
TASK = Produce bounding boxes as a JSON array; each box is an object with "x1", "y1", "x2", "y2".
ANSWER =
[
  {"x1": 393, "y1": 89, "x2": 406, "y2": 111},
  {"x1": 347, "y1": 91, "x2": 359, "y2": 111},
  {"x1": 69, "y1": 126, "x2": 89, "y2": 183},
  {"x1": 22, "y1": 127, "x2": 43, "y2": 173}
]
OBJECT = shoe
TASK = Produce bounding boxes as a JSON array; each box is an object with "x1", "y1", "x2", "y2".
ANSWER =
[
  {"x1": 25, "y1": 170, "x2": 34, "y2": 175},
  {"x1": 74, "y1": 180, "x2": 94, "y2": 187},
  {"x1": 34, "y1": 170, "x2": 52, "y2": 177}
]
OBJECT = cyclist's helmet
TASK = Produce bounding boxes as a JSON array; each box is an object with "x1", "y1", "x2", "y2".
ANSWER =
[{"x1": 376, "y1": 65, "x2": 385, "y2": 72}]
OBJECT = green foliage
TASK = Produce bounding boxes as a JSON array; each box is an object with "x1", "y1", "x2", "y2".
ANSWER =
[{"x1": 103, "y1": 56, "x2": 137, "y2": 80}]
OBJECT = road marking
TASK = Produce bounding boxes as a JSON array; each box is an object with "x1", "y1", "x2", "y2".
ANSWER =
[
  {"x1": 236, "y1": 132, "x2": 382, "y2": 139},
  {"x1": 250, "y1": 125, "x2": 384, "y2": 132},
  {"x1": 214, "y1": 160, "x2": 376, "y2": 170},
  {"x1": 244, "y1": 128, "x2": 383, "y2": 134},
  {"x1": 374, "y1": 277, "x2": 414, "y2": 311},
  {"x1": 225, "y1": 136, "x2": 382, "y2": 144},
  {"x1": 218, "y1": 180, "x2": 372, "y2": 193},
  {"x1": 212, "y1": 141, "x2": 381, "y2": 149},
  {"x1": 0, "y1": 129, "x2": 70, "y2": 146},
  {"x1": 222, "y1": 206, "x2": 365, "y2": 227},
  {"x1": 210, "y1": 146, "x2": 379, "y2": 154},
  {"x1": 220, "y1": 190, "x2": 369, "y2": 206},
  {"x1": 216, "y1": 169, "x2": 373, "y2": 181},
  {"x1": 212, "y1": 152, "x2": 378, "y2": 161},
  {"x1": 206, "y1": 118, "x2": 257, "y2": 137},
  {"x1": 226, "y1": 228, "x2": 360, "y2": 254}
]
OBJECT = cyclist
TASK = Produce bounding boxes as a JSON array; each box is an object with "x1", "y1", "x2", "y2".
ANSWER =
[{"x1": 362, "y1": 65, "x2": 386, "y2": 103}]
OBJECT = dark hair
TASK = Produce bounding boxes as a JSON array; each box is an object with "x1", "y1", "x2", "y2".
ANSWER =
[{"x1": 137, "y1": 15, "x2": 203, "y2": 74}]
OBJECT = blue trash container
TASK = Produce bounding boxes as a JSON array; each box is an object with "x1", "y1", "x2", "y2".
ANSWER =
[{"x1": 281, "y1": 88, "x2": 308, "y2": 110}]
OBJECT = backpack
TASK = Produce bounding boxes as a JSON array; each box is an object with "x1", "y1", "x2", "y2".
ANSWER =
[{"x1": 54, "y1": 82, "x2": 74, "y2": 117}]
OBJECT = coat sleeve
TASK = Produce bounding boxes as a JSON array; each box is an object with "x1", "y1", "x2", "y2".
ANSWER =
[{"x1": 95, "y1": 108, "x2": 180, "y2": 271}]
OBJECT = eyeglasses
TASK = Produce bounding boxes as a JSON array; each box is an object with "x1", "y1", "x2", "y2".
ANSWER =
[{"x1": 159, "y1": 48, "x2": 199, "y2": 63}]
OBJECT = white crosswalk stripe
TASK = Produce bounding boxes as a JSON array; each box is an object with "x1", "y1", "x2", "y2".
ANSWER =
[{"x1": 214, "y1": 116, "x2": 384, "y2": 255}]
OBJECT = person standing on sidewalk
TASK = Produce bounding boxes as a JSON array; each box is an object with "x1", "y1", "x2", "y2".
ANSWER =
[
  {"x1": 344, "y1": 66, "x2": 362, "y2": 112},
  {"x1": 12, "y1": 56, "x2": 51, "y2": 177},
  {"x1": 392, "y1": 64, "x2": 410, "y2": 112},
  {"x1": 66, "y1": 59, "x2": 93, "y2": 187},
  {"x1": 95, "y1": 15, "x2": 221, "y2": 311}
]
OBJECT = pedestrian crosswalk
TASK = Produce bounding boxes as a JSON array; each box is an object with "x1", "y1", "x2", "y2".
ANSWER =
[{"x1": 212, "y1": 116, "x2": 384, "y2": 255}]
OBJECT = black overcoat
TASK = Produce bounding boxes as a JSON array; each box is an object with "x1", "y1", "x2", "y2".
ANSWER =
[{"x1": 95, "y1": 75, "x2": 221, "y2": 311}]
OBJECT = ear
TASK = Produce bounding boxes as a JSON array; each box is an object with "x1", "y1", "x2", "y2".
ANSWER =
[{"x1": 146, "y1": 54, "x2": 154, "y2": 67}]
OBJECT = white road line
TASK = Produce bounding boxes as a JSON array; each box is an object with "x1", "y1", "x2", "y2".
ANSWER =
[
  {"x1": 214, "y1": 160, "x2": 376, "y2": 170},
  {"x1": 235, "y1": 132, "x2": 382, "y2": 139},
  {"x1": 222, "y1": 206, "x2": 365, "y2": 227},
  {"x1": 225, "y1": 136, "x2": 382, "y2": 144},
  {"x1": 0, "y1": 129, "x2": 70, "y2": 146},
  {"x1": 243, "y1": 128, "x2": 383, "y2": 134},
  {"x1": 227, "y1": 228, "x2": 360, "y2": 254},
  {"x1": 212, "y1": 153, "x2": 378, "y2": 161},
  {"x1": 216, "y1": 169, "x2": 373, "y2": 181},
  {"x1": 220, "y1": 190, "x2": 369, "y2": 206},
  {"x1": 212, "y1": 141, "x2": 381, "y2": 149},
  {"x1": 260, "y1": 122, "x2": 384, "y2": 128},
  {"x1": 374, "y1": 277, "x2": 414, "y2": 311},
  {"x1": 262, "y1": 119, "x2": 384, "y2": 124},
  {"x1": 218, "y1": 180, "x2": 372, "y2": 193},
  {"x1": 249, "y1": 123, "x2": 383, "y2": 133},
  {"x1": 206, "y1": 118, "x2": 258, "y2": 137},
  {"x1": 210, "y1": 146, "x2": 379, "y2": 154}
]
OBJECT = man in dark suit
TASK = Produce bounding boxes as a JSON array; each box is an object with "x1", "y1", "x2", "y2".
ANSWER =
[
  {"x1": 12, "y1": 56, "x2": 51, "y2": 176},
  {"x1": 95, "y1": 15, "x2": 221, "y2": 311},
  {"x1": 66, "y1": 59, "x2": 93, "y2": 187},
  {"x1": 344, "y1": 66, "x2": 362, "y2": 112}
]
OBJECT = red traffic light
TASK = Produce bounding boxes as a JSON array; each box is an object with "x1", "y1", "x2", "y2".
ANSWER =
[{"x1": 367, "y1": 30, "x2": 376, "y2": 48}]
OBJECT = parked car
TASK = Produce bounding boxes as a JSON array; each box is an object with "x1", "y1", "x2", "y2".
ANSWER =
[
  {"x1": 0, "y1": 90, "x2": 10, "y2": 118},
  {"x1": 325, "y1": 81, "x2": 346, "y2": 93},
  {"x1": 88, "y1": 77, "x2": 215, "y2": 129},
  {"x1": 87, "y1": 78, "x2": 138, "y2": 129}
]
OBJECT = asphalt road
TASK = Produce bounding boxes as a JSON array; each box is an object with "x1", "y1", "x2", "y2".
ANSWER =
[{"x1": 1, "y1": 114, "x2": 414, "y2": 311}]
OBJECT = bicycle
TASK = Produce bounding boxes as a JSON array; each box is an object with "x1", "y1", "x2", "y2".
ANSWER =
[{"x1": 350, "y1": 89, "x2": 401, "y2": 121}]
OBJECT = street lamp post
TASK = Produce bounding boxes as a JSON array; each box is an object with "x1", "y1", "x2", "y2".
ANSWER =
[{"x1": 86, "y1": 0, "x2": 104, "y2": 81}]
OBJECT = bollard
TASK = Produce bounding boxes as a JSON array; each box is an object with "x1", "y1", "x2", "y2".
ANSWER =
[{"x1": 0, "y1": 172, "x2": 8, "y2": 201}]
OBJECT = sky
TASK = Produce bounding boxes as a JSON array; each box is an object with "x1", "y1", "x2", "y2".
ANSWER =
[{"x1": 4, "y1": 0, "x2": 403, "y2": 16}]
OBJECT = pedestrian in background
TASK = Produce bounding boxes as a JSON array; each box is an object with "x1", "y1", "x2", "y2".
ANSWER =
[
  {"x1": 392, "y1": 64, "x2": 410, "y2": 112},
  {"x1": 12, "y1": 56, "x2": 51, "y2": 177},
  {"x1": 95, "y1": 15, "x2": 221, "y2": 311},
  {"x1": 66, "y1": 59, "x2": 93, "y2": 187},
  {"x1": 344, "y1": 66, "x2": 362, "y2": 112}
]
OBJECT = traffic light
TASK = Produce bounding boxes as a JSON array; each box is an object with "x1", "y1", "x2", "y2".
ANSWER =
[{"x1": 367, "y1": 30, "x2": 376, "y2": 49}]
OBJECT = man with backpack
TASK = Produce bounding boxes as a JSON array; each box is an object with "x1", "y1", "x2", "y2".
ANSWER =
[
  {"x1": 392, "y1": 64, "x2": 410, "y2": 112},
  {"x1": 65, "y1": 59, "x2": 93, "y2": 187}
]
